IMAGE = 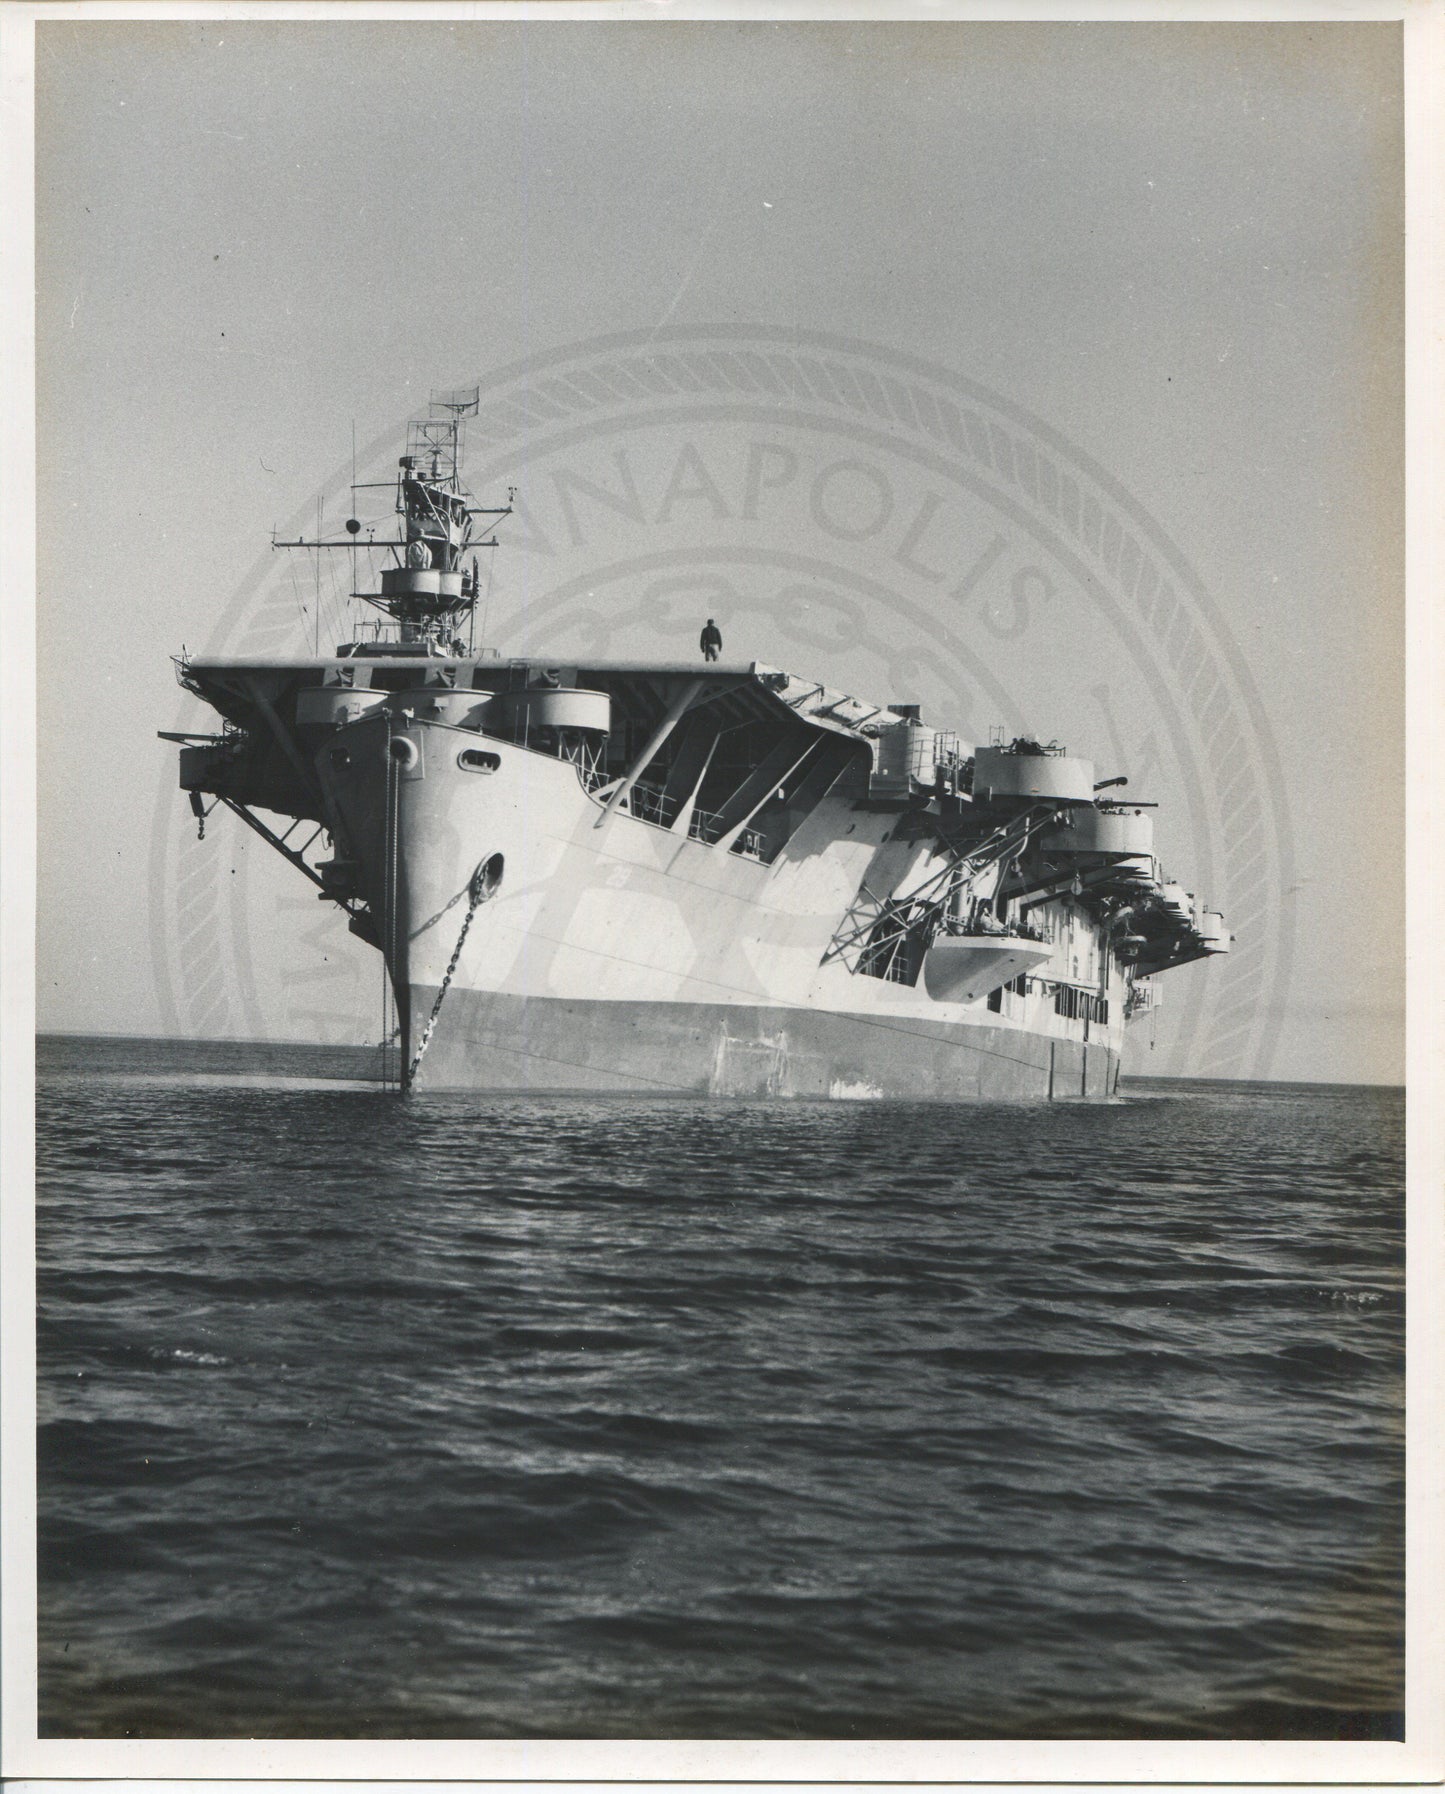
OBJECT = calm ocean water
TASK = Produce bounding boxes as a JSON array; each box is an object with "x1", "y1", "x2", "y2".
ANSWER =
[{"x1": 35, "y1": 1034, "x2": 1404, "y2": 1740}]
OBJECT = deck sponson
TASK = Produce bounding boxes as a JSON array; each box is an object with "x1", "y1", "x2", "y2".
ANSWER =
[{"x1": 409, "y1": 986, "x2": 1120, "y2": 1100}]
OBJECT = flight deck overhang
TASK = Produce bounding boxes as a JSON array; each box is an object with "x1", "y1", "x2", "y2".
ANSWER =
[{"x1": 176, "y1": 656, "x2": 895, "y2": 748}]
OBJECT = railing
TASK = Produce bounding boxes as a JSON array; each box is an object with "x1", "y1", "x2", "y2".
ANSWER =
[
  {"x1": 688, "y1": 806, "x2": 767, "y2": 861},
  {"x1": 577, "y1": 777, "x2": 771, "y2": 862},
  {"x1": 988, "y1": 733, "x2": 1066, "y2": 757},
  {"x1": 625, "y1": 782, "x2": 678, "y2": 828},
  {"x1": 944, "y1": 901, "x2": 1048, "y2": 943}
]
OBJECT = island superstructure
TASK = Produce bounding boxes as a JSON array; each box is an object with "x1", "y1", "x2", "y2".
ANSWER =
[{"x1": 163, "y1": 392, "x2": 1231, "y2": 1097}]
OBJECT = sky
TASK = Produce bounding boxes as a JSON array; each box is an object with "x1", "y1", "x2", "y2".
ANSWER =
[{"x1": 30, "y1": 16, "x2": 1404, "y2": 1082}]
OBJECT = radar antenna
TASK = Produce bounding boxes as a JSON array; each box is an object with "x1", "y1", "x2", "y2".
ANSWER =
[{"x1": 271, "y1": 387, "x2": 511, "y2": 654}]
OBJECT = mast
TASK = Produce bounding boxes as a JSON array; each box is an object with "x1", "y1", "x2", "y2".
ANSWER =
[{"x1": 273, "y1": 386, "x2": 512, "y2": 654}]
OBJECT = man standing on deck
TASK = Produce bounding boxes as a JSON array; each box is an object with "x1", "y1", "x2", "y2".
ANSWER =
[{"x1": 700, "y1": 618, "x2": 723, "y2": 662}]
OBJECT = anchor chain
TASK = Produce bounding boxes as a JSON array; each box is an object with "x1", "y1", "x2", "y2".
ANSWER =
[{"x1": 404, "y1": 863, "x2": 490, "y2": 1089}]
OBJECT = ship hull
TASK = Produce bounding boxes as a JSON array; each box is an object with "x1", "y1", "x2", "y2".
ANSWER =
[
  {"x1": 301, "y1": 709, "x2": 1131, "y2": 1100},
  {"x1": 409, "y1": 985, "x2": 1121, "y2": 1100}
]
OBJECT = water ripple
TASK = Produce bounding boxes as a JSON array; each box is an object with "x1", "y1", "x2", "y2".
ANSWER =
[{"x1": 35, "y1": 1039, "x2": 1403, "y2": 1740}]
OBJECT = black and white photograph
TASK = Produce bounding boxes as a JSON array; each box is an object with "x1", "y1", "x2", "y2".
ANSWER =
[{"x1": 2, "y1": 0, "x2": 1437, "y2": 1778}]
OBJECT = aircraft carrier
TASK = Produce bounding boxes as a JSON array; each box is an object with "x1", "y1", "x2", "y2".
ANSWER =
[{"x1": 164, "y1": 392, "x2": 1230, "y2": 1097}]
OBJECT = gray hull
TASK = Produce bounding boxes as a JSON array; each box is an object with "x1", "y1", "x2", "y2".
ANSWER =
[{"x1": 410, "y1": 987, "x2": 1121, "y2": 1100}]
